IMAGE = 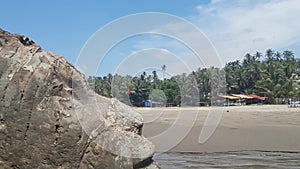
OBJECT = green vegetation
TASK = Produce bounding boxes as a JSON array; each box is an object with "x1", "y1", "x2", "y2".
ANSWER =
[
  {"x1": 225, "y1": 50, "x2": 300, "y2": 104},
  {"x1": 89, "y1": 49, "x2": 300, "y2": 106}
]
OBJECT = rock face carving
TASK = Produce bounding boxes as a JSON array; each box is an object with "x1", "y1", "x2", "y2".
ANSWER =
[{"x1": 0, "y1": 29, "x2": 159, "y2": 169}]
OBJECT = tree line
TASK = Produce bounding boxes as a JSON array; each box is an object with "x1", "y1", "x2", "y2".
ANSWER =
[{"x1": 89, "y1": 49, "x2": 300, "y2": 106}]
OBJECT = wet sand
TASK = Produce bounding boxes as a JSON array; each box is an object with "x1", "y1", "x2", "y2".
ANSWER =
[{"x1": 135, "y1": 105, "x2": 300, "y2": 153}]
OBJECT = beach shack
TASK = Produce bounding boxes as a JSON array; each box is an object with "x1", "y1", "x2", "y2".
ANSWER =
[
  {"x1": 220, "y1": 94, "x2": 266, "y2": 106},
  {"x1": 231, "y1": 94, "x2": 253, "y2": 105},
  {"x1": 246, "y1": 94, "x2": 267, "y2": 104},
  {"x1": 220, "y1": 95, "x2": 240, "y2": 106}
]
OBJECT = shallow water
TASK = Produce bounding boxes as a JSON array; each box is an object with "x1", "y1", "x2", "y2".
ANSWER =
[{"x1": 154, "y1": 151, "x2": 300, "y2": 169}]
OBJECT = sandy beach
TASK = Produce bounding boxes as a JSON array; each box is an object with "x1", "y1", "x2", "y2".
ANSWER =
[{"x1": 136, "y1": 105, "x2": 300, "y2": 153}]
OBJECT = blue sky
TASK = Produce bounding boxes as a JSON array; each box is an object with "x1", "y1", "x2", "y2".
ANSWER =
[{"x1": 1, "y1": 0, "x2": 300, "y2": 76}]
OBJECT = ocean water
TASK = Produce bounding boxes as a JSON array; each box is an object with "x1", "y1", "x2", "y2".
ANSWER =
[{"x1": 154, "y1": 151, "x2": 300, "y2": 169}]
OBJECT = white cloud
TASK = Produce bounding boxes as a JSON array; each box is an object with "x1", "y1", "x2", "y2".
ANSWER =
[
  {"x1": 160, "y1": 48, "x2": 170, "y2": 55},
  {"x1": 114, "y1": 48, "x2": 191, "y2": 76},
  {"x1": 128, "y1": 35, "x2": 212, "y2": 75},
  {"x1": 130, "y1": 50, "x2": 137, "y2": 55},
  {"x1": 194, "y1": 0, "x2": 300, "y2": 62},
  {"x1": 211, "y1": 0, "x2": 222, "y2": 4},
  {"x1": 131, "y1": 21, "x2": 223, "y2": 69}
]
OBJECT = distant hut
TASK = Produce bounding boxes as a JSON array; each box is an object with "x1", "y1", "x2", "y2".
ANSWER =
[
  {"x1": 231, "y1": 94, "x2": 253, "y2": 105},
  {"x1": 246, "y1": 94, "x2": 267, "y2": 104},
  {"x1": 219, "y1": 95, "x2": 239, "y2": 106}
]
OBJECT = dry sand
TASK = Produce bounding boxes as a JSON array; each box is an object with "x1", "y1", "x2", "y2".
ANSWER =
[{"x1": 135, "y1": 105, "x2": 300, "y2": 153}]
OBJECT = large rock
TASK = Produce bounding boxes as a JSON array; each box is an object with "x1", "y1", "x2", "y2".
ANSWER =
[{"x1": 0, "y1": 29, "x2": 160, "y2": 169}]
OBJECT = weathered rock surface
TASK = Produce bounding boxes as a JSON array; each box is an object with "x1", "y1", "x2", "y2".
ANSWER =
[{"x1": 0, "y1": 29, "x2": 160, "y2": 169}]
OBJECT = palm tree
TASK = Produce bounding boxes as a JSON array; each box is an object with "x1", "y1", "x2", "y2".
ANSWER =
[
  {"x1": 274, "y1": 52, "x2": 282, "y2": 61},
  {"x1": 151, "y1": 70, "x2": 159, "y2": 89},
  {"x1": 255, "y1": 51, "x2": 262, "y2": 61},
  {"x1": 243, "y1": 53, "x2": 265, "y2": 93},
  {"x1": 162, "y1": 65, "x2": 167, "y2": 80},
  {"x1": 224, "y1": 60, "x2": 246, "y2": 94},
  {"x1": 283, "y1": 50, "x2": 294, "y2": 61},
  {"x1": 265, "y1": 49, "x2": 274, "y2": 62}
]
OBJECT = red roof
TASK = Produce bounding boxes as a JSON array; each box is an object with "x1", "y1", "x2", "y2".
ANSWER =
[{"x1": 246, "y1": 94, "x2": 267, "y2": 101}]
